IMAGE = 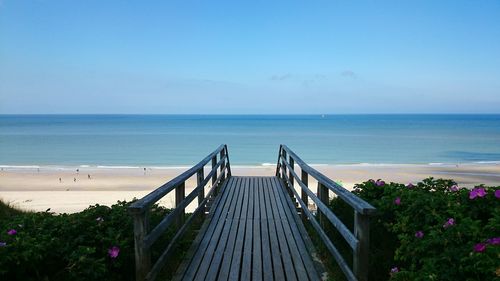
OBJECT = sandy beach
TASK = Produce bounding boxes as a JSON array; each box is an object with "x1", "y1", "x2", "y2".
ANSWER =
[{"x1": 1, "y1": 163, "x2": 499, "y2": 214}]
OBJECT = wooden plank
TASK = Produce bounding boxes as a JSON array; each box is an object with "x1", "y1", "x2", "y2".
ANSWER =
[
  {"x1": 216, "y1": 177, "x2": 247, "y2": 281},
  {"x1": 259, "y1": 178, "x2": 273, "y2": 281},
  {"x1": 181, "y1": 177, "x2": 239, "y2": 281},
  {"x1": 266, "y1": 177, "x2": 298, "y2": 281},
  {"x1": 172, "y1": 177, "x2": 232, "y2": 281},
  {"x1": 261, "y1": 178, "x2": 285, "y2": 280},
  {"x1": 200, "y1": 177, "x2": 244, "y2": 281},
  {"x1": 228, "y1": 176, "x2": 251, "y2": 280},
  {"x1": 194, "y1": 178, "x2": 241, "y2": 281},
  {"x1": 252, "y1": 178, "x2": 263, "y2": 281},
  {"x1": 262, "y1": 177, "x2": 285, "y2": 281},
  {"x1": 270, "y1": 177, "x2": 311, "y2": 281},
  {"x1": 274, "y1": 177, "x2": 321, "y2": 281},
  {"x1": 280, "y1": 173, "x2": 358, "y2": 281},
  {"x1": 241, "y1": 177, "x2": 255, "y2": 281}
]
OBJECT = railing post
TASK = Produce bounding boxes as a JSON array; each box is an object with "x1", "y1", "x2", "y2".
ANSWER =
[
  {"x1": 224, "y1": 145, "x2": 232, "y2": 177},
  {"x1": 301, "y1": 170, "x2": 309, "y2": 220},
  {"x1": 211, "y1": 155, "x2": 217, "y2": 187},
  {"x1": 197, "y1": 169, "x2": 205, "y2": 214},
  {"x1": 354, "y1": 211, "x2": 370, "y2": 281},
  {"x1": 131, "y1": 209, "x2": 151, "y2": 281},
  {"x1": 175, "y1": 182, "x2": 185, "y2": 227},
  {"x1": 276, "y1": 145, "x2": 282, "y2": 177},
  {"x1": 220, "y1": 149, "x2": 226, "y2": 181},
  {"x1": 288, "y1": 156, "x2": 294, "y2": 187},
  {"x1": 281, "y1": 150, "x2": 287, "y2": 180},
  {"x1": 317, "y1": 182, "x2": 329, "y2": 228},
  {"x1": 288, "y1": 155, "x2": 295, "y2": 197}
]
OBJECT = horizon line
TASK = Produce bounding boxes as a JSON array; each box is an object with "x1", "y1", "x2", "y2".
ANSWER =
[{"x1": 1, "y1": 113, "x2": 500, "y2": 116}]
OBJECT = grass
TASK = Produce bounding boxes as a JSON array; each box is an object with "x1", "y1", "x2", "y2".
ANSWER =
[{"x1": 0, "y1": 199, "x2": 27, "y2": 220}]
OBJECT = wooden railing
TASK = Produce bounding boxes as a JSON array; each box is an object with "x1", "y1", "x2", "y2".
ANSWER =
[
  {"x1": 276, "y1": 145, "x2": 376, "y2": 281},
  {"x1": 128, "y1": 144, "x2": 231, "y2": 281}
]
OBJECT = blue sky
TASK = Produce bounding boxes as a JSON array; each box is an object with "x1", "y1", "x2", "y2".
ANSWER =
[{"x1": 1, "y1": 0, "x2": 500, "y2": 114}]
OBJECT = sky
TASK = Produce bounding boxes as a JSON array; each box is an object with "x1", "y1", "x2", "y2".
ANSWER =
[{"x1": 1, "y1": 0, "x2": 500, "y2": 114}]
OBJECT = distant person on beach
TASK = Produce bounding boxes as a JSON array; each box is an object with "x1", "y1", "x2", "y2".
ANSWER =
[
  {"x1": 144, "y1": 167, "x2": 146, "y2": 175},
  {"x1": 88, "y1": 174, "x2": 91, "y2": 179},
  {"x1": 74, "y1": 178, "x2": 76, "y2": 182},
  {"x1": 76, "y1": 169, "x2": 79, "y2": 174},
  {"x1": 59, "y1": 178, "x2": 62, "y2": 183}
]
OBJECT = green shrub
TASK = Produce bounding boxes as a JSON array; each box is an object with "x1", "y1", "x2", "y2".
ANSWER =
[
  {"x1": 329, "y1": 178, "x2": 500, "y2": 281},
  {"x1": 0, "y1": 200, "x2": 172, "y2": 281}
]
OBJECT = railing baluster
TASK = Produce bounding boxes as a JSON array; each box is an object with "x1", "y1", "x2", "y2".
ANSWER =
[
  {"x1": 282, "y1": 149, "x2": 287, "y2": 180},
  {"x1": 317, "y1": 182, "x2": 329, "y2": 228},
  {"x1": 225, "y1": 145, "x2": 232, "y2": 177},
  {"x1": 211, "y1": 155, "x2": 217, "y2": 187},
  {"x1": 175, "y1": 182, "x2": 185, "y2": 227},
  {"x1": 131, "y1": 209, "x2": 151, "y2": 281},
  {"x1": 220, "y1": 149, "x2": 226, "y2": 181},
  {"x1": 301, "y1": 170, "x2": 309, "y2": 220},
  {"x1": 288, "y1": 156, "x2": 294, "y2": 187},
  {"x1": 197, "y1": 169, "x2": 205, "y2": 214},
  {"x1": 288, "y1": 155, "x2": 295, "y2": 198},
  {"x1": 354, "y1": 211, "x2": 370, "y2": 281}
]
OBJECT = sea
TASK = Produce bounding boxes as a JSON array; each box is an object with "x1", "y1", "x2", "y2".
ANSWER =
[{"x1": 1, "y1": 114, "x2": 500, "y2": 168}]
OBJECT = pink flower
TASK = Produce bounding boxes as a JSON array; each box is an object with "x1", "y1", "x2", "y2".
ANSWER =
[
  {"x1": 443, "y1": 218, "x2": 455, "y2": 228},
  {"x1": 473, "y1": 243, "x2": 486, "y2": 253},
  {"x1": 415, "y1": 231, "x2": 424, "y2": 238},
  {"x1": 486, "y1": 237, "x2": 500, "y2": 245},
  {"x1": 469, "y1": 187, "x2": 486, "y2": 199},
  {"x1": 406, "y1": 183, "x2": 415, "y2": 189},
  {"x1": 390, "y1": 267, "x2": 399, "y2": 277},
  {"x1": 108, "y1": 246, "x2": 120, "y2": 258},
  {"x1": 495, "y1": 190, "x2": 500, "y2": 199},
  {"x1": 450, "y1": 185, "x2": 459, "y2": 192},
  {"x1": 376, "y1": 180, "x2": 385, "y2": 187},
  {"x1": 7, "y1": 229, "x2": 17, "y2": 235},
  {"x1": 394, "y1": 197, "x2": 401, "y2": 205}
]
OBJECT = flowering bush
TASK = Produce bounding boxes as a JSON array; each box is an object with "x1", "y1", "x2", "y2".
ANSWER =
[
  {"x1": 329, "y1": 178, "x2": 500, "y2": 281},
  {"x1": 0, "y1": 201, "x2": 173, "y2": 281}
]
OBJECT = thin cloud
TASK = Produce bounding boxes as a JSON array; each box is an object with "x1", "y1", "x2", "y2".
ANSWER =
[
  {"x1": 340, "y1": 70, "x2": 357, "y2": 79},
  {"x1": 270, "y1": 73, "x2": 292, "y2": 81}
]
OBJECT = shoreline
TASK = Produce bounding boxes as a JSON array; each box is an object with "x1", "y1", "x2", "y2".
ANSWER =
[
  {"x1": 1, "y1": 163, "x2": 499, "y2": 214},
  {"x1": 1, "y1": 161, "x2": 500, "y2": 170}
]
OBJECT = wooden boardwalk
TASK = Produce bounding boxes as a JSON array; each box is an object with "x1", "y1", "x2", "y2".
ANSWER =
[
  {"x1": 173, "y1": 176, "x2": 320, "y2": 281},
  {"x1": 129, "y1": 145, "x2": 376, "y2": 281}
]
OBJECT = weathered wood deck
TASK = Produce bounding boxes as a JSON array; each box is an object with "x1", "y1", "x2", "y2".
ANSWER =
[
  {"x1": 129, "y1": 145, "x2": 376, "y2": 281},
  {"x1": 173, "y1": 176, "x2": 321, "y2": 281}
]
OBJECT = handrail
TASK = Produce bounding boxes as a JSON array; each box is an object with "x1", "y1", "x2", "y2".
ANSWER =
[
  {"x1": 129, "y1": 144, "x2": 227, "y2": 213},
  {"x1": 276, "y1": 145, "x2": 375, "y2": 281},
  {"x1": 129, "y1": 145, "x2": 231, "y2": 281}
]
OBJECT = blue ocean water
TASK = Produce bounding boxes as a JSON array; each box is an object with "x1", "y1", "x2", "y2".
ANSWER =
[{"x1": 1, "y1": 114, "x2": 500, "y2": 166}]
